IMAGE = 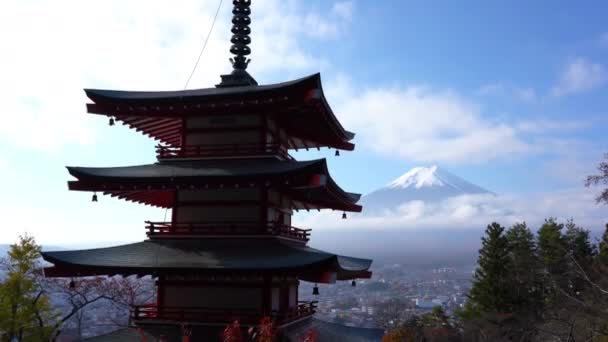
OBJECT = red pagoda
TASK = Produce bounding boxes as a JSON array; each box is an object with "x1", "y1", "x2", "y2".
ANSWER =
[{"x1": 43, "y1": 1, "x2": 382, "y2": 341}]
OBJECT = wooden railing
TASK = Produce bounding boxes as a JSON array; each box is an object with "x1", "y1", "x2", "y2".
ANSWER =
[
  {"x1": 145, "y1": 221, "x2": 311, "y2": 241},
  {"x1": 156, "y1": 143, "x2": 293, "y2": 161},
  {"x1": 131, "y1": 301, "x2": 317, "y2": 325}
]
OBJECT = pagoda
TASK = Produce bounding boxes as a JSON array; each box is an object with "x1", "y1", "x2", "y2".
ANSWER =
[{"x1": 43, "y1": 1, "x2": 381, "y2": 341}]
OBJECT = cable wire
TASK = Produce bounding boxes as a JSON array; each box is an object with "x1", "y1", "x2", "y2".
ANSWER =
[{"x1": 184, "y1": 0, "x2": 224, "y2": 89}]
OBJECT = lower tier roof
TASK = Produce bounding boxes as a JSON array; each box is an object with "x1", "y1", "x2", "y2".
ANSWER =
[
  {"x1": 82, "y1": 318, "x2": 385, "y2": 342},
  {"x1": 41, "y1": 238, "x2": 372, "y2": 282}
]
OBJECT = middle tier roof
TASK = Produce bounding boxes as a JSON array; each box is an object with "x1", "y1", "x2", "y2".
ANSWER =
[{"x1": 67, "y1": 157, "x2": 361, "y2": 212}]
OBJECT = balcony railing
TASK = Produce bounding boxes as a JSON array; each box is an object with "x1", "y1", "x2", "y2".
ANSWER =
[
  {"x1": 156, "y1": 143, "x2": 293, "y2": 161},
  {"x1": 131, "y1": 301, "x2": 317, "y2": 325},
  {"x1": 145, "y1": 221, "x2": 311, "y2": 241}
]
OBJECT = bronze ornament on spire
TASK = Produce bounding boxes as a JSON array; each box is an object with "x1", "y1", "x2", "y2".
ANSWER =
[
  {"x1": 229, "y1": 0, "x2": 252, "y2": 70},
  {"x1": 217, "y1": 0, "x2": 258, "y2": 87}
]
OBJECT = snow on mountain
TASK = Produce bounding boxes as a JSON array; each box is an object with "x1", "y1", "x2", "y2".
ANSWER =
[
  {"x1": 360, "y1": 165, "x2": 492, "y2": 214},
  {"x1": 386, "y1": 165, "x2": 446, "y2": 189}
]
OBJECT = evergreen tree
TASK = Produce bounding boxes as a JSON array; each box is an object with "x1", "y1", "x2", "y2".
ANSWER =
[
  {"x1": 585, "y1": 152, "x2": 608, "y2": 205},
  {"x1": 564, "y1": 219, "x2": 595, "y2": 264},
  {"x1": 598, "y1": 223, "x2": 608, "y2": 266},
  {"x1": 467, "y1": 222, "x2": 512, "y2": 314},
  {"x1": 0, "y1": 235, "x2": 58, "y2": 341},
  {"x1": 537, "y1": 217, "x2": 566, "y2": 275},
  {"x1": 505, "y1": 222, "x2": 541, "y2": 312},
  {"x1": 421, "y1": 306, "x2": 450, "y2": 327}
]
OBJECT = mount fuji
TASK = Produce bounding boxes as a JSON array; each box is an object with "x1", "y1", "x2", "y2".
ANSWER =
[
  {"x1": 360, "y1": 165, "x2": 493, "y2": 214},
  {"x1": 307, "y1": 166, "x2": 494, "y2": 265}
]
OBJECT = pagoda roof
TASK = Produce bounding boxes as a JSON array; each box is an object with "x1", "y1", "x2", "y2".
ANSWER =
[
  {"x1": 41, "y1": 238, "x2": 372, "y2": 282},
  {"x1": 85, "y1": 73, "x2": 355, "y2": 150},
  {"x1": 86, "y1": 74, "x2": 319, "y2": 102},
  {"x1": 67, "y1": 158, "x2": 362, "y2": 212},
  {"x1": 82, "y1": 319, "x2": 385, "y2": 342},
  {"x1": 68, "y1": 157, "x2": 322, "y2": 180}
]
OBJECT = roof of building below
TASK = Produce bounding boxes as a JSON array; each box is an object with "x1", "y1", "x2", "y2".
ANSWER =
[
  {"x1": 42, "y1": 238, "x2": 372, "y2": 281},
  {"x1": 81, "y1": 318, "x2": 385, "y2": 342}
]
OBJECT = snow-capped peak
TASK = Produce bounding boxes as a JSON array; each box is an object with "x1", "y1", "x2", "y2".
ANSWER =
[{"x1": 386, "y1": 165, "x2": 445, "y2": 189}]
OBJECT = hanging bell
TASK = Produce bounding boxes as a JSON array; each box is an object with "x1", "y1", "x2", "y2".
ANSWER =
[
  {"x1": 92, "y1": 192, "x2": 98, "y2": 202},
  {"x1": 342, "y1": 212, "x2": 347, "y2": 219},
  {"x1": 312, "y1": 284, "x2": 319, "y2": 296},
  {"x1": 351, "y1": 280, "x2": 356, "y2": 287},
  {"x1": 109, "y1": 117, "x2": 115, "y2": 126},
  {"x1": 335, "y1": 150, "x2": 340, "y2": 156},
  {"x1": 69, "y1": 280, "x2": 75, "y2": 289}
]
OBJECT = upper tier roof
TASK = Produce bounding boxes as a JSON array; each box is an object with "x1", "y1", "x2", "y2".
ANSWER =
[
  {"x1": 42, "y1": 238, "x2": 372, "y2": 282},
  {"x1": 67, "y1": 157, "x2": 361, "y2": 211},
  {"x1": 85, "y1": 73, "x2": 355, "y2": 150}
]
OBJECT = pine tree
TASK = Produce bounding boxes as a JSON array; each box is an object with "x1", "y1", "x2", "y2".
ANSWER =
[
  {"x1": 585, "y1": 152, "x2": 608, "y2": 205},
  {"x1": 467, "y1": 222, "x2": 512, "y2": 314},
  {"x1": 598, "y1": 223, "x2": 608, "y2": 266},
  {"x1": 505, "y1": 222, "x2": 541, "y2": 312},
  {"x1": 0, "y1": 235, "x2": 58, "y2": 341},
  {"x1": 564, "y1": 219, "x2": 595, "y2": 264},
  {"x1": 537, "y1": 217, "x2": 566, "y2": 275}
]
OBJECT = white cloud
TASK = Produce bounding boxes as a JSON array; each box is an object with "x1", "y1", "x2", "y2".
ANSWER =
[
  {"x1": 476, "y1": 83, "x2": 536, "y2": 102},
  {"x1": 332, "y1": 1, "x2": 354, "y2": 21},
  {"x1": 516, "y1": 119, "x2": 590, "y2": 133},
  {"x1": 476, "y1": 83, "x2": 505, "y2": 96},
  {"x1": 599, "y1": 32, "x2": 608, "y2": 48},
  {"x1": 0, "y1": 0, "x2": 352, "y2": 151},
  {"x1": 551, "y1": 58, "x2": 608, "y2": 97},
  {"x1": 328, "y1": 80, "x2": 534, "y2": 163},
  {"x1": 296, "y1": 189, "x2": 608, "y2": 232},
  {"x1": 514, "y1": 87, "x2": 537, "y2": 102}
]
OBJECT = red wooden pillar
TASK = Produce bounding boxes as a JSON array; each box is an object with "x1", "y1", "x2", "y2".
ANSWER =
[
  {"x1": 157, "y1": 276, "x2": 165, "y2": 310},
  {"x1": 279, "y1": 282, "x2": 289, "y2": 312},
  {"x1": 261, "y1": 187, "x2": 268, "y2": 234},
  {"x1": 171, "y1": 190, "x2": 178, "y2": 228},
  {"x1": 262, "y1": 275, "x2": 271, "y2": 316}
]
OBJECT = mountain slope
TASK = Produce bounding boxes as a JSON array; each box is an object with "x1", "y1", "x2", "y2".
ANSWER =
[{"x1": 360, "y1": 165, "x2": 492, "y2": 214}]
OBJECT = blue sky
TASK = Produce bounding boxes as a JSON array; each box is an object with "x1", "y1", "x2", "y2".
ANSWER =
[{"x1": 0, "y1": 0, "x2": 607, "y2": 244}]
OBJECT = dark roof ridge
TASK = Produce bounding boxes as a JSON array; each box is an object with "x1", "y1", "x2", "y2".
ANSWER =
[{"x1": 84, "y1": 73, "x2": 321, "y2": 102}]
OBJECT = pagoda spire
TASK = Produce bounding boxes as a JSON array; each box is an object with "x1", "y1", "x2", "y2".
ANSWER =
[
  {"x1": 229, "y1": 0, "x2": 252, "y2": 71},
  {"x1": 217, "y1": 0, "x2": 258, "y2": 87}
]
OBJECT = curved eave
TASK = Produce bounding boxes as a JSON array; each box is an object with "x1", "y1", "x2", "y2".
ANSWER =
[
  {"x1": 312, "y1": 74, "x2": 355, "y2": 142},
  {"x1": 290, "y1": 174, "x2": 362, "y2": 212},
  {"x1": 291, "y1": 188, "x2": 362, "y2": 213},
  {"x1": 41, "y1": 239, "x2": 372, "y2": 282},
  {"x1": 85, "y1": 73, "x2": 355, "y2": 150},
  {"x1": 65, "y1": 158, "x2": 360, "y2": 210},
  {"x1": 84, "y1": 74, "x2": 320, "y2": 103},
  {"x1": 66, "y1": 158, "x2": 326, "y2": 184}
]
